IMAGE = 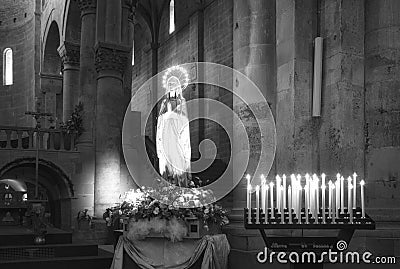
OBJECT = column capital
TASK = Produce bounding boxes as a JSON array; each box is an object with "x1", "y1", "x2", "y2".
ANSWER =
[
  {"x1": 58, "y1": 41, "x2": 80, "y2": 66},
  {"x1": 75, "y1": 0, "x2": 96, "y2": 15},
  {"x1": 94, "y1": 42, "x2": 130, "y2": 75},
  {"x1": 123, "y1": 0, "x2": 138, "y2": 24}
]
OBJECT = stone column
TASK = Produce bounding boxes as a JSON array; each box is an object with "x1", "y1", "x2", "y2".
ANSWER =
[
  {"x1": 94, "y1": 42, "x2": 130, "y2": 216},
  {"x1": 76, "y1": 0, "x2": 97, "y2": 145},
  {"x1": 122, "y1": 1, "x2": 135, "y2": 106},
  {"x1": 317, "y1": 0, "x2": 365, "y2": 176},
  {"x1": 121, "y1": 1, "x2": 136, "y2": 194},
  {"x1": 275, "y1": 0, "x2": 314, "y2": 174},
  {"x1": 231, "y1": 0, "x2": 276, "y2": 212},
  {"x1": 365, "y1": 0, "x2": 400, "y2": 218},
  {"x1": 73, "y1": 0, "x2": 97, "y2": 218},
  {"x1": 58, "y1": 41, "x2": 80, "y2": 121}
]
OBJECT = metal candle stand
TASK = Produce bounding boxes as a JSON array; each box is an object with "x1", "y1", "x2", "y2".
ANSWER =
[{"x1": 244, "y1": 207, "x2": 375, "y2": 253}]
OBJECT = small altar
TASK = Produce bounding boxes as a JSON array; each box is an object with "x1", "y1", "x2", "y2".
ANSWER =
[
  {"x1": 110, "y1": 234, "x2": 230, "y2": 269},
  {"x1": 0, "y1": 205, "x2": 27, "y2": 226}
]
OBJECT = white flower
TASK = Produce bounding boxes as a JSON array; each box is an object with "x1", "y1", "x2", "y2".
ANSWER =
[{"x1": 153, "y1": 207, "x2": 160, "y2": 215}]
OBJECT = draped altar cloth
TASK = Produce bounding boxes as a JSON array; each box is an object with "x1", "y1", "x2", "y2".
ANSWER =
[{"x1": 110, "y1": 234, "x2": 230, "y2": 269}]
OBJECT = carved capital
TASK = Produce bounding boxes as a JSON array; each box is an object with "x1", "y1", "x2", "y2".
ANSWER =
[
  {"x1": 124, "y1": 0, "x2": 138, "y2": 23},
  {"x1": 94, "y1": 42, "x2": 130, "y2": 75},
  {"x1": 58, "y1": 41, "x2": 80, "y2": 66},
  {"x1": 75, "y1": 0, "x2": 96, "y2": 13}
]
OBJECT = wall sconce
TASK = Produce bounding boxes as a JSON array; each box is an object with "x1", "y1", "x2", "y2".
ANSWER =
[{"x1": 312, "y1": 37, "x2": 323, "y2": 117}]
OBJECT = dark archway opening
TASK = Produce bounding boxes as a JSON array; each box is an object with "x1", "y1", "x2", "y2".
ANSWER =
[
  {"x1": 0, "y1": 160, "x2": 73, "y2": 230},
  {"x1": 42, "y1": 21, "x2": 62, "y2": 126}
]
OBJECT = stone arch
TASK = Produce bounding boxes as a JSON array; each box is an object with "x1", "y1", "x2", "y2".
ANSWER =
[
  {"x1": 42, "y1": 20, "x2": 63, "y2": 125},
  {"x1": 0, "y1": 158, "x2": 74, "y2": 229},
  {"x1": 63, "y1": 0, "x2": 81, "y2": 43},
  {"x1": 43, "y1": 20, "x2": 61, "y2": 74}
]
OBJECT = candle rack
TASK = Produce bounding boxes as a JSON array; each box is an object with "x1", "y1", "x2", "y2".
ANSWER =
[{"x1": 244, "y1": 207, "x2": 375, "y2": 252}]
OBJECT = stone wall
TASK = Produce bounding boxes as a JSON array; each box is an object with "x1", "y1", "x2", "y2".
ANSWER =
[
  {"x1": 132, "y1": 0, "x2": 233, "y2": 163},
  {"x1": 0, "y1": 0, "x2": 36, "y2": 127}
]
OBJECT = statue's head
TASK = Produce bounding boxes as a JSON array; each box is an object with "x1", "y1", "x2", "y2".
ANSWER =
[
  {"x1": 166, "y1": 76, "x2": 182, "y2": 98},
  {"x1": 162, "y1": 65, "x2": 189, "y2": 99}
]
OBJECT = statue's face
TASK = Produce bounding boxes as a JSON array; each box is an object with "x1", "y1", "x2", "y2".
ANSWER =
[{"x1": 166, "y1": 76, "x2": 182, "y2": 97}]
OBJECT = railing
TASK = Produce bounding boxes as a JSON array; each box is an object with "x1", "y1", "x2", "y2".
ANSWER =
[{"x1": 0, "y1": 126, "x2": 77, "y2": 151}]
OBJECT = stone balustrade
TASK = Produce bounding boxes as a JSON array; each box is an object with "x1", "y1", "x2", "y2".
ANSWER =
[{"x1": 0, "y1": 126, "x2": 77, "y2": 151}]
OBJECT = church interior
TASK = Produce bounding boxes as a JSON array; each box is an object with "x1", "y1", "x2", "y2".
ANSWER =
[{"x1": 0, "y1": 0, "x2": 399, "y2": 268}]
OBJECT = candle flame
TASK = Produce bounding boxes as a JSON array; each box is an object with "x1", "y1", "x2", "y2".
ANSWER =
[
  {"x1": 246, "y1": 174, "x2": 251, "y2": 180},
  {"x1": 321, "y1": 173, "x2": 326, "y2": 178},
  {"x1": 347, "y1": 176, "x2": 352, "y2": 182},
  {"x1": 269, "y1": 182, "x2": 274, "y2": 187},
  {"x1": 360, "y1": 180, "x2": 365, "y2": 186},
  {"x1": 353, "y1": 172, "x2": 357, "y2": 178}
]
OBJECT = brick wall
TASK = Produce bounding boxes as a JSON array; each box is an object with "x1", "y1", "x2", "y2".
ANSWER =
[{"x1": 0, "y1": 0, "x2": 36, "y2": 127}]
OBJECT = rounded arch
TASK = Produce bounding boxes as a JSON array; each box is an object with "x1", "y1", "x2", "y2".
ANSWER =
[
  {"x1": 0, "y1": 158, "x2": 74, "y2": 229},
  {"x1": 43, "y1": 20, "x2": 61, "y2": 74},
  {"x1": 42, "y1": 8, "x2": 59, "y2": 55},
  {"x1": 0, "y1": 157, "x2": 74, "y2": 198},
  {"x1": 63, "y1": 0, "x2": 81, "y2": 43}
]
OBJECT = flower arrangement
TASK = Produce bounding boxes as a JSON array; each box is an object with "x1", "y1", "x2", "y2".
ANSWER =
[
  {"x1": 106, "y1": 183, "x2": 229, "y2": 242},
  {"x1": 60, "y1": 102, "x2": 84, "y2": 137}
]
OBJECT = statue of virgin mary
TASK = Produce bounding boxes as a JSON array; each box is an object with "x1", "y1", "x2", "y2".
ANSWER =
[{"x1": 156, "y1": 67, "x2": 191, "y2": 187}]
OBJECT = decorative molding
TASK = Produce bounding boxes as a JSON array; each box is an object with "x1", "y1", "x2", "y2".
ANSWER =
[
  {"x1": 58, "y1": 41, "x2": 80, "y2": 66},
  {"x1": 94, "y1": 42, "x2": 130, "y2": 75},
  {"x1": 75, "y1": 0, "x2": 96, "y2": 13},
  {"x1": 0, "y1": 157, "x2": 75, "y2": 197},
  {"x1": 125, "y1": 0, "x2": 138, "y2": 24}
]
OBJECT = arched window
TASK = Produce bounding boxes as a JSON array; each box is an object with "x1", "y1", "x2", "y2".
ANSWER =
[
  {"x1": 169, "y1": 0, "x2": 175, "y2": 34},
  {"x1": 3, "y1": 48, "x2": 13, "y2": 86}
]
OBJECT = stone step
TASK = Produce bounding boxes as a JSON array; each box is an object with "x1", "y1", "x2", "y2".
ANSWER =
[
  {"x1": 0, "y1": 243, "x2": 99, "y2": 260},
  {"x1": 0, "y1": 231, "x2": 72, "y2": 246},
  {"x1": 0, "y1": 249, "x2": 113, "y2": 269}
]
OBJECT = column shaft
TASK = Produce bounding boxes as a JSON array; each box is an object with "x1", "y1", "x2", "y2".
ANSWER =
[
  {"x1": 58, "y1": 41, "x2": 80, "y2": 121},
  {"x1": 62, "y1": 64, "x2": 79, "y2": 121},
  {"x1": 73, "y1": 0, "x2": 97, "y2": 218},
  {"x1": 231, "y1": 0, "x2": 276, "y2": 211},
  {"x1": 77, "y1": 0, "x2": 97, "y2": 145},
  {"x1": 365, "y1": 0, "x2": 400, "y2": 213},
  {"x1": 276, "y1": 0, "x2": 314, "y2": 174},
  {"x1": 94, "y1": 42, "x2": 129, "y2": 216}
]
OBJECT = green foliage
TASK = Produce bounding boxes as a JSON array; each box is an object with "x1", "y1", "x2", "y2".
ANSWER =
[{"x1": 60, "y1": 102, "x2": 84, "y2": 136}]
